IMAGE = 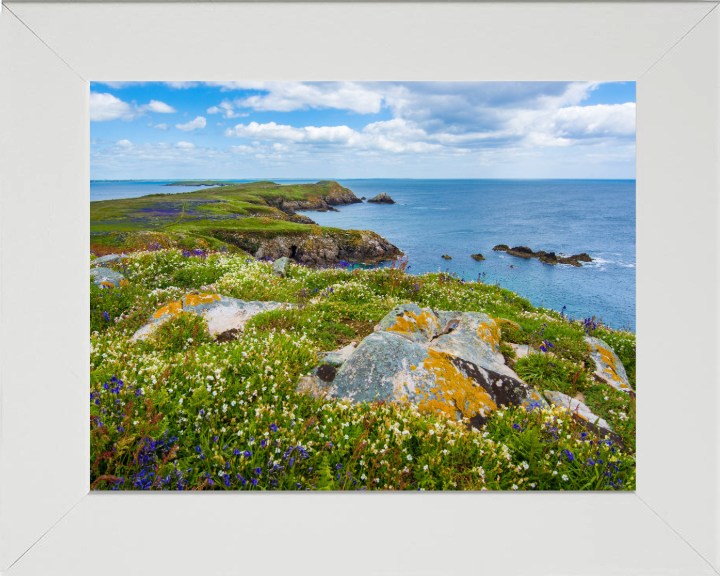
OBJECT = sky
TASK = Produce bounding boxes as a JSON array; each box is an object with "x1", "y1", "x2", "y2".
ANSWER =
[{"x1": 89, "y1": 81, "x2": 636, "y2": 180}]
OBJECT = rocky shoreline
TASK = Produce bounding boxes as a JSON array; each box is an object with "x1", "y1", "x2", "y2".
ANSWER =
[
  {"x1": 266, "y1": 182, "x2": 363, "y2": 217},
  {"x1": 493, "y1": 245, "x2": 593, "y2": 267},
  {"x1": 209, "y1": 227, "x2": 403, "y2": 266}
]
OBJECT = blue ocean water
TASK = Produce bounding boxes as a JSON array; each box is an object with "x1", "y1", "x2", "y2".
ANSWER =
[{"x1": 90, "y1": 179, "x2": 636, "y2": 331}]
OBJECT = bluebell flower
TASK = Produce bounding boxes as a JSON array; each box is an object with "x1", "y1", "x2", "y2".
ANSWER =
[{"x1": 270, "y1": 423, "x2": 278, "y2": 432}]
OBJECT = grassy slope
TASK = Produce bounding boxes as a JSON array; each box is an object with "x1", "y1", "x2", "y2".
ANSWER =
[
  {"x1": 90, "y1": 249, "x2": 636, "y2": 491},
  {"x1": 91, "y1": 181, "x2": 357, "y2": 253}
]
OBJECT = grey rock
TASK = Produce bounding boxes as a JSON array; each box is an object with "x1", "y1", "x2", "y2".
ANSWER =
[
  {"x1": 544, "y1": 391, "x2": 614, "y2": 437},
  {"x1": 298, "y1": 303, "x2": 548, "y2": 428},
  {"x1": 90, "y1": 267, "x2": 127, "y2": 288},
  {"x1": 91, "y1": 253, "x2": 127, "y2": 267},
  {"x1": 273, "y1": 256, "x2": 291, "y2": 277},
  {"x1": 132, "y1": 292, "x2": 293, "y2": 341},
  {"x1": 585, "y1": 336, "x2": 634, "y2": 394}
]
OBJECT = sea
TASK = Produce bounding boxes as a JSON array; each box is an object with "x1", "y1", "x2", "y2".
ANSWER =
[{"x1": 91, "y1": 179, "x2": 636, "y2": 331}]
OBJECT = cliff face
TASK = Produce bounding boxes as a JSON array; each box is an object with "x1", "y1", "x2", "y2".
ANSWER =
[
  {"x1": 268, "y1": 183, "x2": 362, "y2": 216},
  {"x1": 209, "y1": 227, "x2": 402, "y2": 266}
]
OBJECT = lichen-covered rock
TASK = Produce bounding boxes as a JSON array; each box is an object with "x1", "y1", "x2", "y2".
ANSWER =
[
  {"x1": 91, "y1": 253, "x2": 127, "y2": 267},
  {"x1": 298, "y1": 303, "x2": 548, "y2": 428},
  {"x1": 132, "y1": 293, "x2": 292, "y2": 341},
  {"x1": 544, "y1": 390, "x2": 612, "y2": 430},
  {"x1": 367, "y1": 193, "x2": 396, "y2": 204},
  {"x1": 584, "y1": 336, "x2": 633, "y2": 394},
  {"x1": 272, "y1": 257, "x2": 290, "y2": 277},
  {"x1": 90, "y1": 267, "x2": 128, "y2": 288},
  {"x1": 319, "y1": 342, "x2": 357, "y2": 367},
  {"x1": 471, "y1": 253, "x2": 485, "y2": 261},
  {"x1": 441, "y1": 255, "x2": 452, "y2": 260}
]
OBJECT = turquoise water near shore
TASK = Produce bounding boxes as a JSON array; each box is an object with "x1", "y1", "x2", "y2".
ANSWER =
[{"x1": 90, "y1": 179, "x2": 636, "y2": 331}]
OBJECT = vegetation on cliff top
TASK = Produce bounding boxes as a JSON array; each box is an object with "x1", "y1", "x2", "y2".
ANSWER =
[
  {"x1": 91, "y1": 180, "x2": 370, "y2": 257},
  {"x1": 90, "y1": 246, "x2": 636, "y2": 491}
]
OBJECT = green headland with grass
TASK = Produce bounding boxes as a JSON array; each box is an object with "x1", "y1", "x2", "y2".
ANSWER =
[{"x1": 90, "y1": 181, "x2": 636, "y2": 491}]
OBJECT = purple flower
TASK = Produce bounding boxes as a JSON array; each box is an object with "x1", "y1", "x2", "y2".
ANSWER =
[
  {"x1": 270, "y1": 423, "x2": 278, "y2": 433},
  {"x1": 250, "y1": 478, "x2": 258, "y2": 486}
]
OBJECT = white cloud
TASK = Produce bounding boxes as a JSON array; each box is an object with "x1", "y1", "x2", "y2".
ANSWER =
[
  {"x1": 91, "y1": 92, "x2": 177, "y2": 121},
  {"x1": 153, "y1": 124, "x2": 169, "y2": 131},
  {"x1": 207, "y1": 100, "x2": 248, "y2": 119},
  {"x1": 553, "y1": 103, "x2": 635, "y2": 137},
  {"x1": 141, "y1": 100, "x2": 177, "y2": 114},
  {"x1": 176, "y1": 116, "x2": 206, "y2": 132},
  {"x1": 165, "y1": 82, "x2": 199, "y2": 89},
  {"x1": 90, "y1": 92, "x2": 136, "y2": 121},
  {"x1": 175, "y1": 141, "x2": 195, "y2": 149},
  {"x1": 225, "y1": 121, "x2": 357, "y2": 144},
  {"x1": 225, "y1": 82, "x2": 384, "y2": 114},
  {"x1": 116, "y1": 139, "x2": 133, "y2": 148}
]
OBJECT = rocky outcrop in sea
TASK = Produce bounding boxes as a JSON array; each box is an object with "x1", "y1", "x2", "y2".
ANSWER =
[
  {"x1": 367, "y1": 193, "x2": 396, "y2": 204},
  {"x1": 493, "y1": 245, "x2": 592, "y2": 267}
]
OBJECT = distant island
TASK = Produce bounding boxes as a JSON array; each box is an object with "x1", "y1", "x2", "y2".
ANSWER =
[
  {"x1": 91, "y1": 180, "x2": 400, "y2": 266},
  {"x1": 164, "y1": 180, "x2": 239, "y2": 187}
]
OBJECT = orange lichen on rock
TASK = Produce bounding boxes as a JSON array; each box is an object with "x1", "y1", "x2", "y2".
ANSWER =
[
  {"x1": 101, "y1": 281, "x2": 114, "y2": 288},
  {"x1": 184, "y1": 293, "x2": 221, "y2": 307},
  {"x1": 418, "y1": 349, "x2": 497, "y2": 421},
  {"x1": 386, "y1": 310, "x2": 439, "y2": 339},
  {"x1": 476, "y1": 319, "x2": 501, "y2": 351},
  {"x1": 153, "y1": 300, "x2": 183, "y2": 319},
  {"x1": 595, "y1": 345, "x2": 632, "y2": 390}
]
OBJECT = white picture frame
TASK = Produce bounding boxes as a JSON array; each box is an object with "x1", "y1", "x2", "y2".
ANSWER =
[{"x1": 1, "y1": 2, "x2": 718, "y2": 574}]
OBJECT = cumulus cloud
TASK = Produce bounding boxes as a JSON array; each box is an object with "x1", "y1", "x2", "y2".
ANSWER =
[
  {"x1": 165, "y1": 82, "x2": 199, "y2": 89},
  {"x1": 176, "y1": 116, "x2": 206, "y2": 132},
  {"x1": 153, "y1": 123, "x2": 169, "y2": 131},
  {"x1": 175, "y1": 141, "x2": 195, "y2": 149},
  {"x1": 116, "y1": 139, "x2": 133, "y2": 148},
  {"x1": 91, "y1": 92, "x2": 177, "y2": 121},
  {"x1": 207, "y1": 100, "x2": 248, "y2": 119},
  {"x1": 90, "y1": 92, "x2": 136, "y2": 121},
  {"x1": 219, "y1": 81, "x2": 384, "y2": 114},
  {"x1": 140, "y1": 100, "x2": 177, "y2": 114}
]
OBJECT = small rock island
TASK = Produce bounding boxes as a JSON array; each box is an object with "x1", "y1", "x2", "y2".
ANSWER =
[
  {"x1": 493, "y1": 245, "x2": 592, "y2": 267},
  {"x1": 367, "y1": 192, "x2": 396, "y2": 204}
]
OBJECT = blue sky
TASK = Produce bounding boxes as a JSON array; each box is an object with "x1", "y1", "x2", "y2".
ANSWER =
[{"x1": 90, "y1": 81, "x2": 635, "y2": 180}]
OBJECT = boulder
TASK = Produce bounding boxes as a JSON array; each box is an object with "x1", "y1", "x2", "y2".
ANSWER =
[
  {"x1": 91, "y1": 253, "x2": 127, "y2": 267},
  {"x1": 90, "y1": 267, "x2": 128, "y2": 289},
  {"x1": 471, "y1": 253, "x2": 485, "y2": 261},
  {"x1": 318, "y1": 342, "x2": 357, "y2": 367},
  {"x1": 492, "y1": 245, "x2": 510, "y2": 251},
  {"x1": 441, "y1": 254, "x2": 452, "y2": 260},
  {"x1": 584, "y1": 336, "x2": 634, "y2": 394},
  {"x1": 132, "y1": 292, "x2": 292, "y2": 341},
  {"x1": 272, "y1": 256, "x2": 291, "y2": 277},
  {"x1": 297, "y1": 303, "x2": 548, "y2": 428},
  {"x1": 367, "y1": 193, "x2": 396, "y2": 204},
  {"x1": 510, "y1": 343, "x2": 539, "y2": 360},
  {"x1": 544, "y1": 390, "x2": 612, "y2": 431}
]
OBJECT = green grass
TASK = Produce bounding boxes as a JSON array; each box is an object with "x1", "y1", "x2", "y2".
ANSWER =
[{"x1": 90, "y1": 248, "x2": 636, "y2": 491}]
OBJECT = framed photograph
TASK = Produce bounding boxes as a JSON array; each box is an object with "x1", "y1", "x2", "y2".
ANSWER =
[{"x1": 1, "y1": 2, "x2": 718, "y2": 575}]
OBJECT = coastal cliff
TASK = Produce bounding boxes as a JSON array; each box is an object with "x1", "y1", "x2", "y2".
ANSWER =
[
  {"x1": 90, "y1": 181, "x2": 391, "y2": 265},
  {"x1": 210, "y1": 226, "x2": 402, "y2": 266}
]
